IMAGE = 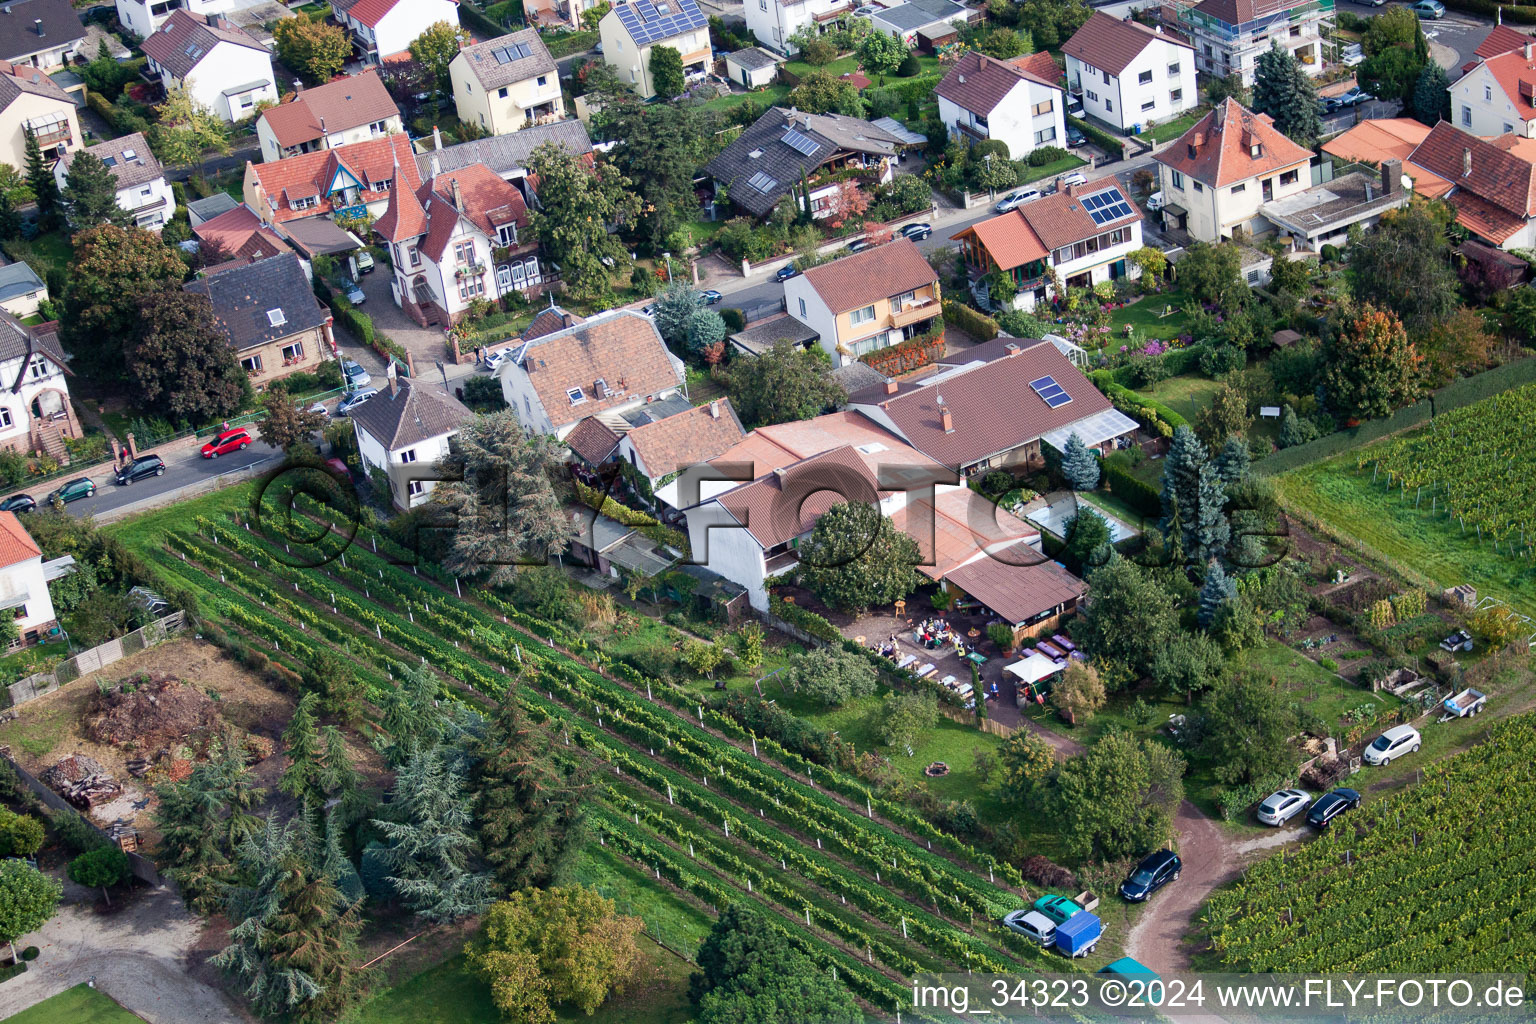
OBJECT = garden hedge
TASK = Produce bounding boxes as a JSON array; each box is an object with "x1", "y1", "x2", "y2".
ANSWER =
[
  {"x1": 941, "y1": 300, "x2": 998, "y2": 341},
  {"x1": 1089, "y1": 370, "x2": 1188, "y2": 437},
  {"x1": 1102, "y1": 461, "x2": 1162, "y2": 518},
  {"x1": 889, "y1": 74, "x2": 942, "y2": 105},
  {"x1": 458, "y1": 0, "x2": 507, "y2": 37},
  {"x1": 1429, "y1": 356, "x2": 1536, "y2": 416},
  {"x1": 1067, "y1": 116, "x2": 1125, "y2": 159}
]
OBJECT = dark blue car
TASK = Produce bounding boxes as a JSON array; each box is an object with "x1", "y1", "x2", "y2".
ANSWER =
[
  {"x1": 1306, "y1": 788, "x2": 1361, "y2": 829},
  {"x1": 775, "y1": 264, "x2": 799, "y2": 282},
  {"x1": 1120, "y1": 849, "x2": 1181, "y2": 902}
]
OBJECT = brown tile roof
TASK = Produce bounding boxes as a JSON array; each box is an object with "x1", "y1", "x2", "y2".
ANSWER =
[
  {"x1": 0, "y1": 510, "x2": 39, "y2": 568},
  {"x1": 1475, "y1": 23, "x2": 1534, "y2": 61},
  {"x1": 944, "y1": 548, "x2": 1086, "y2": 623},
  {"x1": 624, "y1": 399, "x2": 746, "y2": 480},
  {"x1": 416, "y1": 163, "x2": 529, "y2": 262},
  {"x1": 332, "y1": 0, "x2": 411, "y2": 29},
  {"x1": 849, "y1": 341, "x2": 1113, "y2": 469},
  {"x1": 515, "y1": 312, "x2": 683, "y2": 429},
  {"x1": 1062, "y1": 12, "x2": 1190, "y2": 77},
  {"x1": 56, "y1": 132, "x2": 163, "y2": 190},
  {"x1": 348, "y1": 377, "x2": 474, "y2": 451},
  {"x1": 951, "y1": 209, "x2": 1049, "y2": 272},
  {"x1": 1408, "y1": 121, "x2": 1536, "y2": 224},
  {"x1": 1153, "y1": 97, "x2": 1312, "y2": 188},
  {"x1": 889, "y1": 485, "x2": 1038, "y2": 579},
  {"x1": 800, "y1": 237, "x2": 936, "y2": 314},
  {"x1": 258, "y1": 71, "x2": 399, "y2": 149},
  {"x1": 455, "y1": 30, "x2": 558, "y2": 92},
  {"x1": 715, "y1": 445, "x2": 879, "y2": 548},
  {"x1": 141, "y1": 10, "x2": 265, "y2": 80},
  {"x1": 564, "y1": 416, "x2": 622, "y2": 465},
  {"x1": 0, "y1": 59, "x2": 71, "y2": 109},
  {"x1": 1010, "y1": 51, "x2": 1061, "y2": 84},
  {"x1": 1321, "y1": 118, "x2": 1431, "y2": 167},
  {"x1": 192, "y1": 204, "x2": 290, "y2": 263},
  {"x1": 373, "y1": 161, "x2": 428, "y2": 243},
  {"x1": 523, "y1": 305, "x2": 585, "y2": 341},
  {"x1": 249, "y1": 133, "x2": 420, "y2": 224},
  {"x1": 935, "y1": 50, "x2": 1057, "y2": 116},
  {"x1": 1019, "y1": 175, "x2": 1142, "y2": 252}
]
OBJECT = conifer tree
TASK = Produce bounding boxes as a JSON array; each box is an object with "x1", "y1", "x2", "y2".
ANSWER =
[
  {"x1": 1198, "y1": 560, "x2": 1237, "y2": 628},
  {"x1": 23, "y1": 129, "x2": 60, "y2": 230},
  {"x1": 153, "y1": 733, "x2": 263, "y2": 912},
  {"x1": 376, "y1": 662, "x2": 446, "y2": 767},
  {"x1": 1213, "y1": 434, "x2": 1251, "y2": 490},
  {"x1": 1191, "y1": 461, "x2": 1232, "y2": 564},
  {"x1": 319, "y1": 725, "x2": 368, "y2": 822},
  {"x1": 320, "y1": 807, "x2": 365, "y2": 909},
  {"x1": 372, "y1": 745, "x2": 493, "y2": 922},
  {"x1": 280, "y1": 693, "x2": 324, "y2": 805},
  {"x1": 1161, "y1": 426, "x2": 1230, "y2": 564},
  {"x1": 1059, "y1": 432, "x2": 1100, "y2": 490},
  {"x1": 1252, "y1": 43, "x2": 1321, "y2": 146},
  {"x1": 62, "y1": 151, "x2": 130, "y2": 229}
]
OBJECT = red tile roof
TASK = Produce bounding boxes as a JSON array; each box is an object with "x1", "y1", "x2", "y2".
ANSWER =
[
  {"x1": 715, "y1": 445, "x2": 879, "y2": 548},
  {"x1": 1477, "y1": 47, "x2": 1536, "y2": 123},
  {"x1": 1062, "y1": 12, "x2": 1190, "y2": 77},
  {"x1": 1020, "y1": 175, "x2": 1141, "y2": 251},
  {"x1": 192, "y1": 205, "x2": 290, "y2": 263},
  {"x1": 373, "y1": 161, "x2": 428, "y2": 243},
  {"x1": 936, "y1": 50, "x2": 1057, "y2": 116},
  {"x1": 1475, "y1": 23, "x2": 1534, "y2": 60},
  {"x1": 248, "y1": 133, "x2": 420, "y2": 224},
  {"x1": 416, "y1": 163, "x2": 528, "y2": 262},
  {"x1": 1153, "y1": 97, "x2": 1312, "y2": 188},
  {"x1": 800, "y1": 237, "x2": 936, "y2": 314},
  {"x1": 0, "y1": 511, "x2": 38, "y2": 568},
  {"x1": 517, "y1": 312, "x2": 683, "y2": 429},
  {"x1": 951, "y1": 209, "x2": 1049, "y2": 272},
  {"x1": 1408, "y1": 121, "x2": 1536, "y2": 221},
  {"x1": 944, "y1": 549, "x2": 1085, "y2": 623},
  {"x1": 623, "y1": 399, "x2": 746, "y2": 480},
  {"x1": 258, "y1": 70, "x2": 400, "y2": 149},
  {"x1": 565, "y1": 416, "x2": 622, "y2": 465},
  {"x1": 1010, "y1": 51, "x2": 1061, "y2": 84},
  {"x1": 334, "y1": 0, "x2": 431, "y2": 29}
]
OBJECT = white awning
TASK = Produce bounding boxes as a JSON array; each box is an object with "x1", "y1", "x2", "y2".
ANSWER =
[
  {"x1": 1039, "y1": 408, "x2": 1140, "y2": 452},
  {"x1": 1004, "y1": 652, "x2": 1066, "y2": 685}
]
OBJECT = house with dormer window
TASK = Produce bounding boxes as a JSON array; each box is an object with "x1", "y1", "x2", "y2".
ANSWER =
[
  {"x1": 53, "y1": 132, "x2": 174, "y2": 231},
  {"x1": 374, "y1": 159, "x2": 542, "y2": 327},
  {"x1": 0, "y1": 310, "x2": 80, "y2": 462},
  {"x1": 243, "y1": 132, "x2": 420, "y2": 227},
  {"x1": 255, "y1": 70, "x2": 402, "y2": 163},
  {"x1": 185, "y1": 252, "x2": 337, "y2": 387},
  {"x1": 140, "y1": 10, "x2": 275, "y2": 122}
]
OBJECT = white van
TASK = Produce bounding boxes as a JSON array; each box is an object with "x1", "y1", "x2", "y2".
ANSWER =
[{"x1": 1059, "y1": 171, "x2": 1088, "y2": 188}]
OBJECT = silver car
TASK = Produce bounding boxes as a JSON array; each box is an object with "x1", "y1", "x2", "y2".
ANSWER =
[
  {"x1": 1257, "y1": 788, "x2": 1309, "y2": 826},
  {"x1": 337, "y1": 388, "x2": 379, "y2": 416},
  {"x1": 1002, "y1": 909, "x2": 1057, "y2": 946}
]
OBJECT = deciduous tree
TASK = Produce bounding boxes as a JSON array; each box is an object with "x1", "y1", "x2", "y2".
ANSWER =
[
  {"x1": 648, "y1": 44, "x2": 685, "y2": 98},
  {"x1": 0, "y1": 859, "x2": 60, "y2": 964},
  {"x1": 1176, "y1": 240, "x2": 1244, "y2": 307},
  {"x1": 1200, "y1": 672, "x2": 1297, "y2": 784},
  {"x1": 62, "y1": 225, "x2": 189, "y2": 377},
  {"x1": 1055, "y1": 730, "x2": 1183, "y2": 861},
  {"x1": 691, "y1": 904, "x2": 860, "y2": 1024},
  {"x1": 1076, "y1": 555, "x2": 1178, "y2": 686},
  {"x1": 126, "y1": 288, "x2": 251, "y2": 424},
  {"x1": 1321, "y1": 304, "x2": 1418, "y2": 422},
  {"x1": 722, "y1": 340, "x2": 843, "y2": 428},
  {"x1": 1151, "y1": 632, "x2": 1226, "y2": 704},
  {"x1": 1063, "y1": 505, "x2": 1112, "y2": 571},
  {"x1": 408, "y1": 21, "x2": 471, "y2": 94},
  {"x1": 1346, "y1": 203, "x2": 1457, "y2": 336},
  {"x1": 797, "y1": 500, "x2": 921, "y2": 613},
  {"x1": 788, "y1": 645, "x2": 878, "y2": 706},
  {"x1": 256, "y1": 389, "x2": 327, "y2": 452},
  {"x1": 68, "y1": 846, "x2": 129, "y2": 906},
  {"x1": 526, "y1": 142, "x2": 639, "y2": 305},
  {"x1": 0, "y1": 809, "x2": 43, "y2": 858},
  {"x1": 787, "y1": 69, "x2": 866, "y2": 116},
  {"x1": 153, "y1": 86, "x2": 229, "y2": 172},
  {"x1": 273, "y1": 17, "x2": 352, "y2": 84},
  {"x1": 857, "y1": 30, "x2": 909, "y2": 81},
  {"x1": 993, "y1": 731, "x2": 1057, "y2": 809},
  {"x1": 1053, "y1": 660, "x2": 1105, "y2": 723}
]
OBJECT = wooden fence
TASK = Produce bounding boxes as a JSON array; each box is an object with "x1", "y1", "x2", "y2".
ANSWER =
[{"x1": 6, "y1": 612, "x2": 187, "y2": 708}]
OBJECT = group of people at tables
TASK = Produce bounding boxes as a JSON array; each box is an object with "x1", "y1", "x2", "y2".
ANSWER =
[{"x1": 868, "y1": 617, "x2": 1004, "y2": 709}]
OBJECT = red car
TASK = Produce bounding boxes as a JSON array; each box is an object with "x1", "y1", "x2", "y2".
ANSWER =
[{"x1": 201, "y1": 428, "x2": 252, "y2": 458}]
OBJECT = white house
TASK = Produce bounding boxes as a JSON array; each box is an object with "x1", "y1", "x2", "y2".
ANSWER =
[
  {"x1": 139, "y1": 10, "x2": 275, "y2": 123},
  {"x1": 349, "y1": 375, "x2": 473, "y2": 510},
  {"x1": 868, "y1": 0, "x2": 970, "y2": 49},
  {"x1": 1062, "y1": 12, "x2": 1195, "y2": 133},
  {"x1": 52, "y1": 132, "x2": 174, "y2": 231},
  {"x1": 329, "y1": 0, "x2": 460, "y2": 65},
  {"x1": 0, "y1": 262, "x2": 46, "y2": 319},
  {"x1": 0, "y1": 57, "x2": 81, "y2": 167},
  {"x1": 0, "y1": 510, "x2": 56, "y2": 647},
  {"x1": 255, "y1": 69, "x2": 402, "y2": 162},
  {"x1": 935, "y1": 50, "x2": 1065, "y2": 159},
  {"x1": 1152, "y1": 97, "x2": 1313, "y2": 242},
  {"x1": 743, "y1": 0, "x2": 848, "y2": 56},
  {"x1": 450, "y1": 30, "x2": 564, "y2": 136},
  {"x1": 1174, "y1": 0, "x2": 1329, "y2": 87},
  {"x1": 952, "y1": 174, "x2": 1145, "y2": 310},
  {"x1": 1450, "y1": 41, "x2": 1536, "y2": 138},
  {"x1": 114, "y1": 0, "x2": 231, "y2": 40},
  {"x1": 498, "y1": 310, "x2": 686, "y2": 441},
  {"x1": 0, "y1": 312, "x2": 79, "y2": 463},
  {"x1": 0, "y1": 0, "x2": 86, "y2": 72}
]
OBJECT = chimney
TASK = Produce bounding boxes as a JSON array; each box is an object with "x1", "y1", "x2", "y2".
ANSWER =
[
  {"x1": 430, "y1": 153, "x2": 442, "y2": 179},
  {"x1": 709, "y1": 400, "x2": 720, "y2": 419},
  {"x1": 319, "y1": 115, "x2": 326, "y2": 137},
  {"x1": 1365, "y1": 182, "x2": 1374, "y2": 201},
  {"x1": 773, "y1": 466, "x2": 787, "y2": 479},
  {"x1": 885, "y1": 379, "x2": 898, "y2": 394},
  {"x1": 33, "y1": 16, "x2": 41, "y2": 35},
  {"x1": 432, "y1": 125, "x2": 443, "y2": 151},
  {"x1": 452, "y1": 178, "x2": 463, "y2": 212},
  {"x1": 940, "y1": 406, "x2": 953, "y2": 433},
  {"x1": 1214, "y1": 103, "x2": 1226, "y2": 129},
  {"x1": 1526, "y1": 41, "x2": 1533, "y2": 61},
  {"x1": 1463, "y1": 147, "x2": 1472, "y2": 177},
  {"x1": 1382, "y1": 158, "x2": 1402, "y2": 195},
  {"x1": 1005, "y1": 342, "x2": 1020, "y2": 356}
]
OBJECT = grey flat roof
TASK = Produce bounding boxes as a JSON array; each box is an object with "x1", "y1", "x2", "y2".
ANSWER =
[
  {"x1": 726, "y1": 46, "x2": 780, "y2": 71},
  {"x1": 1263, "y1": 172, "x2": 1408, "y2": 236},
  {"x1": 0, "y1": 262, "x2": 45, "y2": 304},
  {"x1": 871, "y1": 116, "x2": 927, "y2": 146},
  {"x1": 728, "y1": 314, "x2": 819, "y2": 355}
]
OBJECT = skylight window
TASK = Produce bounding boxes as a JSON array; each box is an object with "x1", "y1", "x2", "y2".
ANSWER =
[
  {"x1": 745, "y1": 171, "x2": 778, "y2": 193},
  {"x1": 567, "y1": 387, "x2": 587, "y2": 405},
  {"x1": 267, "y1": 309, "x2": 288, "y2": 327}
]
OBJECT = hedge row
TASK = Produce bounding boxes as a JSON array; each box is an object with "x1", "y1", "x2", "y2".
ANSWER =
[
  {"x1": 941, "y1": 300, "x2": 998, "y2": 341},
  {"x1": 1090, "y1": 369, "x2": 1188, "y2": 438},
  {"x1": 313, "y1": 278, "x2": 410, "y2": 368},
  {"x1": 1109, "y1": 344, "x2": 1208, "y2": 387},
  {"x1": 1429, "y1": 356, "x2": 1536, "y2": 416},
  {"x1": 1443, "y1": 0, "x2": 1536, "y2": 21},
  {"x1": 1102, "y1": 460, "x2": 1161, "y2": 518},
  {"x1": 1067, "y1": 115, "x2": 1124, "y2": 159},
  {"x1": 573, "y1": 480, "x2": 690, "y2": 554},
  {"x1": 458, "y1": 0, "x2": 507, "y2": 37},
  {"x1": 889, "y1": 74, "x2": 943, "y2": 105}
]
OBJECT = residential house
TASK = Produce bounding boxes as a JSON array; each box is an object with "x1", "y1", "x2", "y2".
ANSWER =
[
  {"x1": 782, "y1": 238, "x2": 940, "y2": 366},
  {"x1": 329, "y1": 0, "x2": 460, "y2": 65},
  {"x1": 1153, "y1": 97, "x2": 1313, "y2": 241},
  {"x1": 0, "y1": 0, "x2": 85, "y2": 72},
  {"x1": 255, "y1": 70, "x2": 402, "y2": 162},
  {"x1": 614, "y1": 398, "x2": 746, "y2": 487},
  {"x1": 0, "y1": 262, "x2": 45, "y2": 319},
  {"x1": 374, "y1": 160, "x2": 541, "y2": 327},
  {"x1": 1168, "y1": 0, "x2": 1330, "y2": 87},
  {"x1": 1459, "y1": 21, "x2": 1534, "y2": 75},
  {"x1": 1320, "y1": 116, "x2": 1430, "y2": 168},
  {"x1": 723, "y1": 46, "x2": 781, "y2": 88},
  {"x1": 1405, "y1": 121, "x2": 1536, "y2": 250},
  {"x1": 1062, "y1": 12, "x2": 1195, "y2": 132},
  {"x1": 701, "y1": 106, "x2": 901, "y2": 220},
  {"x1": 1261, "y1": 160, "x2": 1409, "y2": 251},
  {"x1": 498, "y1": 310, "x2": 686, "y2": 440},
  {"x1": 845, "y1": 336, "x2": 1137, "y2": 476},
  {"x1": 415, "y1": 119, "x2": 594, "y2": 198},
  {"x1": 191, "y1": 203, "x2": 293, "y2": 265},
  {"x1": 935, "y1": 50, "x2": 1065, "y2": 159},
  {"x1": 140, "y1": 11, "x2": 275, "y2": 122},
  {"x1": 115, "y1": 0, "x2": 231, "y2": 40},
  {"x1": 1450, "y1": 39, "x2": 1536, "y2": 139},
  {"x1": 350, "y1": 375, "x2": 473, "y2": 509},
  {"x1": 244, "y1": 132, "x2": 420, "y2": 227},
  {"x1": 745, "y1": 0, "x2": 854, "y2": 55},
  {"x1": 185, "y1": 252, "x2": 336, "y2": 386},
  {"x1": 952, "y1": 174, "x2": 1144, "y2": 311},
  {"x1": 598, "y1": 0, "x2": 711, "y2": 100},
  {"x1": 868, "y1": 0, "x2": 972, "y2": 50},
  {"x1": 52, "y1": 132, "x2": 174, "y2": 231},
  {"x1": 0, "y1": 310, "x2": 78, "y2": 462},
  {"x1": 0, "y1": 511, "x2": 56, "y2": 647},
  {"x1": 450, "y1": 30, "x2": 564, "y2": 136},
  {"x1": 186, "y1": 191, "x2": 239, "y2": 226},
  {"x1": 0, "y1": 58, "x2": 79, "y2": 166}
]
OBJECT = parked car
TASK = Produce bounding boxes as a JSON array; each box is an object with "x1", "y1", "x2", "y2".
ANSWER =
[
  {"x1": 1354, "y1": 0, "x2": 1385, "y2": 6},
  {"x1": 355, "y1": 250, "x2": 375, "y2": 274},
  {"x1": 1002, "y1": 909, "x2": 1057, "y2": 946},
  {"x1": 696, "y1": 289, "x2": 723, "y2": 305},
  {"x1": 591, "y1": 41, "x2": 603, "y2": 54},
  {"x1": 341, "y1": 359, "x2": 371, "y2": 389},
  {"x1": 337, "y1": 388, "x2": 379, "y2": 416},
  {"x1": 1120, "y1": 850, "x2": 1181, "y2": 902},
  {"x1": 1439, "y1": 629, "x2": 1473, "y2": 653},
  {"x1": 1032, "y1": 894, "x2": 1082, "y2": 926},
  {"x1": 0, "y1": 493, "x2": 35, "y2": 512},
  {"x1": 775, "y1": 264, "x2": 799, "y2": 282},
  {"x1": 1363, "y1": 724, "x2": 1421, "y2": 765},
  {"x1": 1442, "y1": 687, "x2": 1488, "y2": 719},
  {"x1": 344, "y1": 281, "x2": 367, "y2": 305},
  {"x1": 323, "y1": 457, "x2": 352, "y2": 480},
  {"x1": 201, "y1": 428, "x2": 252, "y2": 458},
  {"x1": 1065, "y1": 125, "x2": 1086, "y2": 147},
  {"x1": 900, "y1": 222, "x2": 932, "y2": 241},
  {"x1": 483, "y1": 348, "x2": 513, "y2": 373},
  {"x1": 854, "y1": 4, "x2": 883, "y2": 14},
  {"x1": 1306, "y1": 787, "x2": 1361, "y2": 829},
  {"x1": 994, "y1": 187, "x2": 1041, "y2": 213},
  {"x1": 1147, "y1": 190, "x2": 1166, "y2": 211},
  {"x1": 846, "y1": 239, "x2": 873, "y2": 254},
  {"x1": 1331, "y1": 87, "x2": 1373, "y2": 109},
  {"x1": 115, "y1": 454, "x2": 166, "y2": 485},
  {"x1": 1257, "y1": 788, "x2": 1310, "y2": 826},
  {"x1": 46, "y1": 478, "x2": 96, "y2": 504},
  {"x1": 1059, "y1": 171, "x2": 1088, "y2": 188},
  {"x1": 1412, "y1": 0, "x2": 1444, "y2": 16}
]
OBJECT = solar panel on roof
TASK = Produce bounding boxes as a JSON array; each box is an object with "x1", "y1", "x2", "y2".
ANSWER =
[
  {"x1": 1028, "y1": 375, "x2": 1057, "y2": 390},
  {"x1": 1030, "y1": 375, "x2": 1072, "y2": 408},
  {"x1": 1044, "y1": 392, "x2": 1073, "y2": 408},
  {"x1": 746, "y1": 171, "x2": 778, "y2": 193},
  {"x1": 781, "y1": 128, "x2": 820, "y2": 157}
]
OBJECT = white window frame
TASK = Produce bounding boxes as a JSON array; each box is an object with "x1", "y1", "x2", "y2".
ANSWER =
[{"x1": 849, "y1": 304, "x2": 876, "y2": 325}]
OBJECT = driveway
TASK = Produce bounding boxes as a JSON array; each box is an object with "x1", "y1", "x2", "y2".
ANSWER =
[
  {"x1": 0, "y1": 878, "x2": 243, "y2": 1024},
  {"x1": 343, "y1": 271, "x2": 478, "y2": 386}
]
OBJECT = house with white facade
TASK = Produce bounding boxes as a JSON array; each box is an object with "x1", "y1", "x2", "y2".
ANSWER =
[
  {"x1": 744, "y1": 0, "x2": 851, "y2": 56},
  {"x1": 53, "y1": 132, "x2": 174, "y2": 231},
  {"x1": 255, "y1": 70, "x2": 402, "y2": 162},
  {"x1": 952, "y1": 174, "x2": 1144, "y2": 310},
  {"x1": 244, "y1": 132, "x2": 420, "y2": 227},
  {"x1": 598, "y1": 0, "x2": 711, "y2": 100},
  {"x1": 450, "y1": 30, "x2": 564, "y2": 136},
  {"x1": 0, "y1": 262, "x2": 46, "y2": 319},
  {"x1": 782, "y1": 238, "x2": 941, "y2": 366},
  {"x1": 0, "y1": 57, "x2": 79, "y2": 168},
  {"x1": 374, "y1": 159, "x2": 542, "y2": 328},
  {"x1": 0, "y1": 510, "x2": 57, "y2": 648},
  {"x1": 1450, "y1": 39, "x2": 1536, "y2": 139},
  {"x1": 329, "y1": 0, "x2": 460, "y2": 65},
  {"x1": 140, "y1": 10, "x2": 275, "y2": 123},
  {"x1": 1403, "y1": 121, "x2": 1536, "y2": 251},
  {"x1": 1062, "y1": 12, "x2": 1196, "y2": 132},
  {"x1": 0, "y1": 0, "x2": 86, "y2": 72},
  {"x1": 115, "y1": 0, "x2": 229, "y2": 40},
  {"x1": 868, "y1": 0, "x2": 971, "y2": 50},
  {"x1": 1171, "y1": 0, "x2": 1330, "y2": 87},
  {"x1": 1152, "y1": 97, "x2": 1313, "y2": 241},
  {"x1": 0, "y1": 311, "x2": 79, "y2": 464},
  {"x1": 498, "y1": 310, "x2": 686, "y2": 441},
  {"x1": 350, "y1": 375, "x2": 472, "y2": 510},
  {"x1": 935, "y1": 50, "x2": 1065, "y2": 159}
]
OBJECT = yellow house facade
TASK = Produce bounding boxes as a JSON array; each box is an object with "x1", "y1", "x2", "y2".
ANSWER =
[
  {"x1": 598, "y1": 0, "x2": 712, "y2": 100},
  {"x1": 449, "y1": 30, "x2": 566, "y2": 135},
  {"x1": 0, "y1": 73, "x2": 80, "y2": 169}
]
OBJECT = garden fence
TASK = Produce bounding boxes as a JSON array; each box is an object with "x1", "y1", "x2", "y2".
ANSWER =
[{"x1": 5, "y1": 611, "x2": 187, "y2": 708}]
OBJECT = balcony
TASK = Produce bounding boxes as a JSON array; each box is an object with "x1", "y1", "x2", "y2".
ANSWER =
[
  {"x1": 890, "y1": 297, "x2": 939, "y2": 328},
  {"x1": 455, "y1": 263, "x2": 488, "y2": 278},
  {"x1": 954, "y1": 120, "x2": 989, "y2": 145},
  {"x1": 764, "y1": 550, "x2": 800, "y2": 577}
]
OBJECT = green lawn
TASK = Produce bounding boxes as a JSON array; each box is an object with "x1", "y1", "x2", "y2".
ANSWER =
[
  {"x1": 1106, "y1": 290, "x2": 1193, "y2": 343},
  {"x1": 1021, "y1": 154, "x2": 1088, "y2": 185},
  {"x1": 696, "y1": 83, "x2": 792, "y2": 115},
  {"x1": 1279, "y1": 448, "x2": 1536, "y2": 619},
  {"x1": 781, "y1": 53, "x2": 944, "y2": 82},
  {"x1": 543, "y1": 29, "x2": 600, "y2": 58},
  {"x1": 1142, "y1": 108, "x2": 1206, "y2": 143},
  {"x1": 4, "y1": 985, "x2": 146, "y2": 1024},
  {"x1": 1138, "y1": 372, "x2": 1220, "y2": 422}
]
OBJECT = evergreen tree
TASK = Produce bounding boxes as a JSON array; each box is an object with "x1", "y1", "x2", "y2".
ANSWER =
[
  {"x1": 280, "y1": 693, "x2": 324, "y2": 805},
  {"x1": 473, "y1": 683, "x2": 594, "y2": 893},
  {"x1": 1161, "y1": 426, "x2": 1230, "y2": 564},
  {"x1": 377, "y1": 662, "x2": 447, "y2": 766},
  {"x1": 320, "y1": 808, "x2": 365, "y2": 909},
  {"x1": 692, "y1": 904, "x2": 861, "y2": 1023},
  {"x1": 153, "y1": 734, "x2": 263, "y2": 912},
  {"x1": 1213, "y1": 434, "x2": 1251, "y2": 489},
  {"x1": 1197, "y1": 560, "x2": 1236, "y2": 628},
  {"x1": 213, "y1": 817, "x2": 363, "y2": 1024},
  {"x1": 372, "y1": 745, "x2": 493, "y2": 922},
  {"x1": 23, "y1": 129, "x2": 60, "y2": 230},
  {"x1": 319, "y1": 725, "x2": 368, "y2": 822},
  {"x1": 0, "y1": 191, "x2": 17, "y2": 241},
  {"x1": 62, "y1": 151, "x2": 130, "y2": 229},
  {"x1": 1411, "y1": 62, "x2": 1451, "y2": 126},
  {"x1": 1252, "y1": 43, "x2": 1321, "y2": 146},
  {"x1": 1277, "y1": 404, "x2": 1309, "y2": 448},
  {"x1": 1059, "y1": 432, "x2": 1100, "y2": 490},
  {"x1": 1191, "y1": 461, "x2": 1232, "y2": 564}
]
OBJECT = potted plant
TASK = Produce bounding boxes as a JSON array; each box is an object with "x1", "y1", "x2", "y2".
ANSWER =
[{"x1": 987, "y1": 623, "x2": 1016, "y2": 655}]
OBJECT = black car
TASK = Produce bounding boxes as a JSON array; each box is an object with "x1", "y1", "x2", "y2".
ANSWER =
[
  {"x1": 775, "y1": 264, "x2": 799, "y2": 282},
  {"x1": 1066, "y1": 126, "x2": 1087, "y2": 147},
  {"x1": 900, "y1": 222, "x2": 932, "y2": 241},
  {"x1": 1120, "y1": 849, "x2": 1181, "y2": 902},
  {"x1": 115, "y1": 454, "x2": 166, "y2": 485},
  {"x1": 1306, "y1": 787, "x2": 1361, "y2": 829},
  {"x1": 0, "y1": 493, "x2": 35, "y2": 512}
]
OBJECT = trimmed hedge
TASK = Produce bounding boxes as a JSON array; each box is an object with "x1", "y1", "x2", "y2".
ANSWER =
[
  {"x1": 941, "y1": 300, "x2": 998, "y2": 341},
  {"x1": 1102, "y1": 460, "x2": 1161, "y2": 518},
  {"x1": 458, "y1": 0, "x2": 507, "y2": 37},
  {"x1": 1068, "y1": 115, "x2": 1124, "y2": 159},
  {"x1": 313, "y1": 278, "x2": 410, "y2": 367},
  {"x1": 890, "y1": 74, "x2": 943, "y2": 105},
  {"x1": 1090, "y1": 370, "x2": 1187, "y2": 438},
  {"x1": 1430, "y1": 356, "x2": 1536, "y2": 416}
]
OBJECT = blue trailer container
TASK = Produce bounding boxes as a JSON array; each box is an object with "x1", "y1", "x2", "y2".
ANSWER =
[{"x1": 1054, "y1": 910, "x2": 1101, "y2": 957}]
